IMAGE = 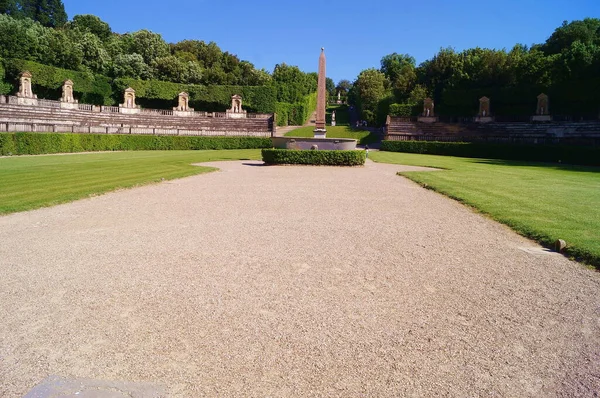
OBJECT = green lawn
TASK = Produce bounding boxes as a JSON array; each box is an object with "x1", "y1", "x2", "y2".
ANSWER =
[
  {"x1": 284, "y1": 125, "x2": 379, "y2": 145},
  {"x1": 370, "y1": 151, "x2": 600, "y2": 267},
  {"x1": 0, "y1": 149, "x2": 261, "y2": 215}
]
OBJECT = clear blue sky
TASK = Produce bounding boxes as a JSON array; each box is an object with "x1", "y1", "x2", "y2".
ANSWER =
[{"x1": 62, "y1": 0, "x2": 599, "y2": 83}]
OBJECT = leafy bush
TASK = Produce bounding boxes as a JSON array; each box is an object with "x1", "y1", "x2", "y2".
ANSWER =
[
  {"x1": 2, "y1": 58, "x2": 114, "y2": 104},
  {"x1": 380, "y1": 140, "x2": 600, "y2": 166},
  {"x1": 262, "y1": 148, "x2": 365, "y2": 166},
  {"x1": 0, "y1": 133, "x2": 271, "y2": 155}
]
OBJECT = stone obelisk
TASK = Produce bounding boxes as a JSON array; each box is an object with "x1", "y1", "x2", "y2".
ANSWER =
[{"x1": 314, "y1": 48, "x2": 327, "y2": 138}]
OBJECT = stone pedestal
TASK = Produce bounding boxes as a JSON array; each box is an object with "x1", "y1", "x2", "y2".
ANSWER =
[
  {"x1": 314, "y1": 129, "x2": 327, "y2": 138},
  {"x1": 475, "y1": 116, "x2": 494, "y2": 123},
  {"x1": 120, "y1": 107, "x2": 140, "y2": 115},
  {"x1": 531, "y1": 115, "x2": 552, "y2": 122},
  {"x1": 17, "y1": 97, "x2": 38, "y2": 106},
  {"x1": 60, "y1": 102, "x2": 78, "y2": 110},
  {"x1": 417, "y1": 116, "x2": 439, "y2": 123},
  {"x1": 226, "y1": 111, "x2": 247, "y2": 119},
  {"x1": 173, "y1": 110, "x2": 194, "y2": 117}
]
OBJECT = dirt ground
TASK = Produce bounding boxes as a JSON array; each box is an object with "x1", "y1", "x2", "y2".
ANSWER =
[{"x1": 1, "y1": 160, "x2": 598, "y2": 397}]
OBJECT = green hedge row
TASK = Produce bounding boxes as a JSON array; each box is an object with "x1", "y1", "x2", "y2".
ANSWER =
[
  {"x1": 0, "y1": 58, "x2": 11, "y2": 95},
  {"x1": 262, "y1": 148, "x2": 365, "y2": 166},
  {"x1": 0, "y1": 133, "x2": 272, "y2": 155},
  {"x1": 380, "y1": 140, "x2": 600, "y2": 166},
  {"x1": 275, "y1": 92, "x2": 318, "y2": 126},
  {"x1": 2, "y1": 58, "x2": 114, "y2": 104},
  {"x1": 389, "y1": 103, "x2": 420, "y2": 117},
  {"x1": 114, "y1": 78, "x2": 277, "y2": 113}
]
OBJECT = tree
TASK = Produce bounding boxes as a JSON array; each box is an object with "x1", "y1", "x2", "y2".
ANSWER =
[
  {"x1": 336, "y1": 79, "x2": 352, "y2": 94},
  {"x1": 4, "y1": 0, "x2": 67, "y2": 27},
  {"x1": 326, "y1": 77, "x2": 335, "y2": 96},
  {"x1": 543, "y1": 18, "x2": 600, "y2": 55},
  {"x1": 111, "y1": 53, "x2": 153, "y2": 79},
  {"x1": 380, "y1": 53, "x2": 416, "y2": 101},
  {"x1": 354, "y1": 68, "x2": 387, "y2": 114},
  {"x1": 69, "y1": 14, "x2": 111, "y2": 41},
  {"x1": 126, "y1": 29, "x2": 169, "y2": 65}
]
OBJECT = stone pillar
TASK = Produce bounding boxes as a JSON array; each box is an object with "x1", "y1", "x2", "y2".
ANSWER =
[
  {"x1": 226, "y1": 94, "x2": 247, "y2": 119},
  {"x1": 418, "y1": 97, "x2": 438, "y2": 123},
  {"x1": 119, "y1": 87, "x2": 140, "y2": 114},
  {"x1": 314, "y1": 48, "x2": 327, "y2": 138},
  {"x1": 60, "y1": 79, "x2": 79, "y2": 110},
  {"x1": 16, "y1": 71, "x2": 38, "y2": 106},
  {"x1": 532, "y1": 93, "x2": 552, "y2": 122},
  {"x1": 476, "y1": 96, "x2": 493, "y2": 123},
  {"x1": 173, "y1": 92, "x2": 194, "y2": 116}
]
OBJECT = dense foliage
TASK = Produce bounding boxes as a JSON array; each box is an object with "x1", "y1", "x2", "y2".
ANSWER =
[
  {"x1": 380, "y1": 140, "x2": 600, "y2": 166},
  {"x1": 0, "y1": 132, "x2": 271, "y2": 155},
  {"x1": 262, "y1": 148, "x2": 366, "y2": 166},
  {"x1": 351, "y1": 18, "x2": 600, "y2": 125},
  {"x1": 0, "y1": 0, "x2": 66, "y2": 27}
]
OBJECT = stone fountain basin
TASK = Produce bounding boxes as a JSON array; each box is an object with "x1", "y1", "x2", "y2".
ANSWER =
[{"x1": 271, "y1": 137, "x2": 357, "y2": 150}]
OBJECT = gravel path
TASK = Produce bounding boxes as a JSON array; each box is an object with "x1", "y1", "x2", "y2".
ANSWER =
[{"x1": 1, "y1": 160, "x2": 599, "y2": 397}]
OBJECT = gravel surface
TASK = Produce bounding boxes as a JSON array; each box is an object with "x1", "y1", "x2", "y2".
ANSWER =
[{"x1": 1, "y1": 159, "x2": 599, "y2": 397}]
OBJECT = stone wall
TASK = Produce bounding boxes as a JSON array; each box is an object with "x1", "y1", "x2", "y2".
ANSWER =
[{"x1": 0, "y1": 95, "x2": 274, "y2": 137}]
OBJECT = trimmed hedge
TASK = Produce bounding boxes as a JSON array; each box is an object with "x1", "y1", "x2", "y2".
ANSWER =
[
  {"x1": 114, "y1": 78, "x2": 277, "y2": 113},
  {"x1": 389, "y1": 103, "x2": 420, "y2": 117},
  {"x1": 0, "y1": 58, "x2": 11, "y2": 95},
  {"x1": 275, "y1": 92, "x2": 318, "y2": 126},
  {"x1": 380, "y1": 140, "x2": 600, "y2": 166},
  {"x1": 262, "y1": 148, "x2": 365, "y2": 166},
  {"x1": 2, "y1": 58, "x2": 114, "y2": 104},
  {"x1": 0, "y1": 133, "x2": 271, "y2": 155}
]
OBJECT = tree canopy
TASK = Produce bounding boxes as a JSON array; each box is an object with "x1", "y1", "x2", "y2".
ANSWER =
[{"x1": 351, "y1": 18, "x2": 600, "y2": 125}]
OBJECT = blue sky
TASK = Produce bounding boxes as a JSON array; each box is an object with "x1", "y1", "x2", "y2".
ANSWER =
[{"x1": 62, "y1": 0, "x2": 599, "y2": 83}]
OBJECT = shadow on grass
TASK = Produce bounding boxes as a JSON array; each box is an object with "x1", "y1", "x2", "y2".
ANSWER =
[{"x1": 471, "y1": 158, "x2": 600, "y2": 173}]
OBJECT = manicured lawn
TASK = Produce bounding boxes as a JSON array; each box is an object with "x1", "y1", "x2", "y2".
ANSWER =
[
  {"x1": 0, "y1": 149, "x2": 261, "y2": 215},
  {"x1": 370, "y1": 151, "x2": 600, "y2": 267},
  {"x1": 284, "y1": 125, "x2": 379, "y2": 145}
]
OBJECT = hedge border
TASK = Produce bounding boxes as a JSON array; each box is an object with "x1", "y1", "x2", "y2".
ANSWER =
[
  {"x1": 380, "y1": 140, "x2": 600, "y2": 166},
  {"x1": 262, "y1": 148, "x2": 365, "y2": 166},
  {"x1": 0, "y1": 133, "x2": 271, "y2": 155}
]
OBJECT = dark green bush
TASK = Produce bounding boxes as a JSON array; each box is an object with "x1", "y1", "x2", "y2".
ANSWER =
[
  {"x1": 262, "y1": 148, "x2": 365, "y2": 166},
  {"x1": 0, "y1": 133, "x2": 271, "y2": 155},
  {"x1": 380, "y1": 140, "x2": 600, "y2": 166}
]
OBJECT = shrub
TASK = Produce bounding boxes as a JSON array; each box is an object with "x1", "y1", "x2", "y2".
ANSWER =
[
  {"x1": 380, "y1": 140, "x2": 600, "y2": 166},
  {"x1": 275, "y1": 92, "x2": 317, "y2": 126},
  {"x1": 0, "y1": 133, "x2": 271, "y2": 155},
  {"x1": 262, "y1": 148, "x2": 365, "y2": 166}
]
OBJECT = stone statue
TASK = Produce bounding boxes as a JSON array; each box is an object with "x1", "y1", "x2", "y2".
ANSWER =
[
  {"x1": 61, "y1": 80, "x2": 77, "y2": 103},
  {"x1": 331, "y1": 110, "x2": 336, "y2": 126},
  {"x1": 121, "y1": 87, "x2": 137, "y2": 109},
  {"x1": 537, "y1": 93, "x2": 549, "y2": 115},
  {"x1": 479, "y1": 96, "x2": 490, "y2": 117},
  {"x1": 422, "y1": 98, "x2": 434, "y2": 117},
  {"x1": 17, "y1": 71, "x2": 36, "y2": 99},
  {"x1": 226, "y1": 94, "x2": 247, "y2": 118}
]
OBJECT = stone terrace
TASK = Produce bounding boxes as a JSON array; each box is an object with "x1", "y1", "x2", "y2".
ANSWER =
[
  {"x1": 0, "y1": 96, "x2": 275, "y2": 137},
  {"x1": 385, "y1": 116, "x2": 600, "y2": 144}
]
